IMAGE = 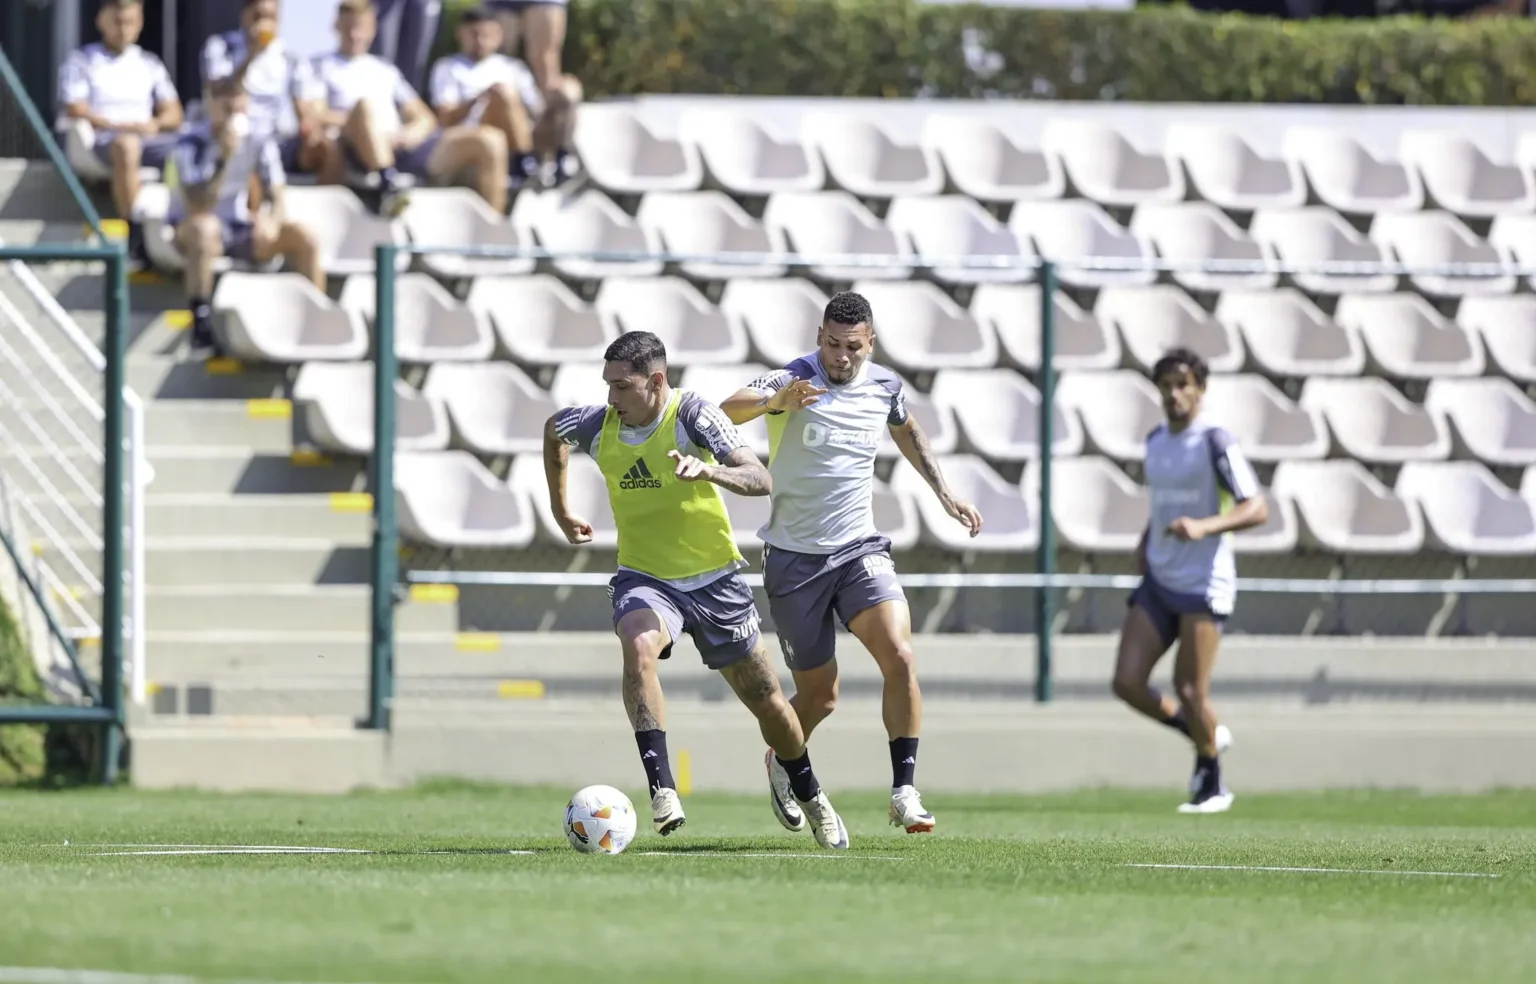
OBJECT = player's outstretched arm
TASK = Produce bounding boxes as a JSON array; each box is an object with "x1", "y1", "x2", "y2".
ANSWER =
[
  {"x1": 1166, "y1": 496, "x2": 1269, "y2": 542},
  {"x1": 721, "y1": 380, "x2": 827, "y2": 425},
  {"x1": 667, "y1": 447, "x2": 772, "y2": 497},
  {"x1": 542, "y1": 414, "x2": 594, "y2": 544},
  {"x1": 889, "y1": 417, "x2": 983, "y2": 537}
]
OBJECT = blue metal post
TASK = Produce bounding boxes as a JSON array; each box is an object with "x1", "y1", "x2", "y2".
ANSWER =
[
  {"x1": 367, "y1": 245, "x2": 400, "y2": 731},
  {"x1": 1034, "y1": 262, "x2": 1057, "y2": 703}
]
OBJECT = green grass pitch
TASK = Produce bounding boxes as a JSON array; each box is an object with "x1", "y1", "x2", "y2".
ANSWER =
[{"x1": 1, "y1": 784, "x2": 1534, "y2": 983}]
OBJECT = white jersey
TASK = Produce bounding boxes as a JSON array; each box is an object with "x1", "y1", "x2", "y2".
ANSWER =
[
  {"x1": 57, "y1": 43, "x2": 177, "y2": 127},
  {"x1": 166, "y1": 122, "x2": 286, "y2": 224},
  {"x1": 312, "y1": 51, "x2": 420, "y2": 132},
  {"x1": 202, "y1": 32, "x2": 321, "y2": 139},
  {"x1": 428, "y1": 53, "x2": 542, "y2": 118},
  {"x1": 747, "y1": 354, "x2": 909, "y2": 554}
]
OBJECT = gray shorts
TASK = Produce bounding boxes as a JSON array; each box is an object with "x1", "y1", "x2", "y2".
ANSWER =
[
  {"x1": 92, "y1": 131, "x2": 178, "y2": 169},
  {"x1": 763, "y1": 535, "x2": 907, "y2": 672},
  {"x1": 609, "y1": 569, "x2": 761, "y2": 670},
  {"x1": 1128, "y1": 574, "x2": 1229, "y2": 650}
]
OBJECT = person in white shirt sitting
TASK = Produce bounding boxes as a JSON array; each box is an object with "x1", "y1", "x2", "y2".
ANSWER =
[
  {"x1": 313, "y1": 0, "x2": 509, "y2": 213},
  {"x1": 57, "y1": 0, "x2": 184, "y2": 255},
  {"x1": 428, "y1": 6, "x2": 544, "y2": 190},
  {"x1": 169, "y1": 79, "x2": 323, "y2": 359},
  {"x1": 201, "y1": 0, "x2": 329, "y2": 179},
  {"x1": 483, "y1": 0, "x2": 583, "y2": 185}
]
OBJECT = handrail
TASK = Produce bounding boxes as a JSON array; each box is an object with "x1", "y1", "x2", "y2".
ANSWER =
[
  {"x1": 0, "y1": 49, "x2": 106, "y2": 239},
  {"x1": 0, "y1": 327, "x2": 103, "y2": 461}
]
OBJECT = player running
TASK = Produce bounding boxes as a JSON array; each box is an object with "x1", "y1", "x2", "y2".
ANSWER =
[
  {"x1": 1112, "y1": 347, "x2": 1267, "y2": 815},
  {"x1": 722, "y1": 291, "x2": 982, "y2": 835},
  {"x1": 544, "y1": 330, "x2": 849, "y2": 849}
]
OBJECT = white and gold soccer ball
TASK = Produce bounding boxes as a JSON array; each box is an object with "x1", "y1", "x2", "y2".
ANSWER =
[{"x1": 564, "y1": 785, "x2": 639, "y2": 855}]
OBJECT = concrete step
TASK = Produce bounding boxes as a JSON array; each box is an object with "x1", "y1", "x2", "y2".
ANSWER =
[
  {"x1": 143, "y1": 401, "x2": 295, "y2": 450},
  {"x1": 0, "y1": 220, "x2": 95, "y2": 247},
  {"x1": 2, "y1": 446, "x2": 364, "y2": 495},
  {"x1": 38, "y1": 540, "x2": 370, "y2": 586},
  {"x1": 145, "y1": 585, "x2": 457, "y2": 634},
  {"x1": 0, "y1": 161, "x2": 91, "y2": 222},
  {"x1": 130, "y1": 355, "x2": 290, "y2": 401},
  {"x1": 142, "y1": 631, "x2": 457, "y2": 678},
  {"x1": 13, "y1": 493, "x2": 368, "y2": 543}
]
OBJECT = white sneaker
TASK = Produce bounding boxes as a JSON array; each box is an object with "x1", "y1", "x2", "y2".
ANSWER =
[
  {"x1": 1215, "y1": 724, "x2": 1233, "y2": 754},
  {"x1": 651, "y1": 787, "x2": 686, "y2": 836},
  {"x1": 889, "y1": 785, "x2": 936, "y2": 834},
  {"x1": 1178, "y1": 789, "x2": 1235, "y2": 814},
  {"x1": 796, "y1": 791, "x2": 850, "y2": 850},
  {"x1": 765, "y1": 750, "x2": 806, "y2": 832}
]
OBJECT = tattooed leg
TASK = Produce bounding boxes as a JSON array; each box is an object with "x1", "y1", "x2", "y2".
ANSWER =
[{"x1": 720, "y1": 642, "x2": 806, "y2": 760}]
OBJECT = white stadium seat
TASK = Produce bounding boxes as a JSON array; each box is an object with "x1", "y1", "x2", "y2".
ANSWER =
[
  {"x1": 1456, "y1": 295, "x2": 1536, "y2": 384},
  {"x1": 884, "y1": 195, "x2": 1035, "y2": 285},
  {"x1": 508, "y1": 452, "x2": 619, "y2": 548},
  {"x1": 1248, "y1": 208, "x2": 1398, "y2": 296},
  {"x1": 1281, "y1": 126, "x2": 1424, "y2": 216},
  {"x1": 1041, "y1": 119, "x2": 1184, "y2": 208},
  {"x1": 1129, "y1": 202, "x2": 1277, "y2": 293},
  {"x1": 873, "y1": 479, "x2": 921, "y2": 551},
  {"x1": 1047, "y1": 456, "x2": 1148, "y2": 554},
  {"x1": 213, "y1": 273, "x2": 367, "y2": 363},
  {"x1": 802, "y1": 113, "x2": 945, "y2": 199},
  {"x1": 891, "y1": 454, "x2": 1036, "y2": 552},
  {"x1": 549, "y1": 362, "x2": 608, "y2": 409},
  {"x1": 1272, "y1": 460, "x2": 1424, "y2": 555},
  {"x1": 679, "y1": 111, "x2": 826, "y2": 196},
  {"x1": 923, "y1": 115, "x2": 1064, "y2": 204},
  {"x1": 283, "y1": 186, "x2": 406, "y2": 276},
  {"x1": 719, "y1": 278, "x2": 825, "y2": 367},
  {"x1": 1487, "y1": 214, "x2": 1536, "y2": 291},
  {"x1": 1095, "y1": 285, "x2": 1245, "y2": 375},
  {"x1": 1369, "y1": 211, "x2": 1515, "y2": 297},
  {"x1": 396, "y1": 450, "x2": 536, "y2": 549},
  {"x1": 573, "y1": 103, "x2": 704, "y2": 194},
  {"x1": 1009, "y1": 200, "x2": 1154, "y2": 289},
  {"x1": 850, "y1": 280, "x2": 998, "y2": 371},
  {"x1": 1057, "y1": 370, "x2": 1162, "y2": 462},
  {"x1": 971, "y1": 284, "x2": 1120, "y2": 373},
  {"x1": 1233, "y1": 489, "x2": 1299, "y2": 555},
  {"x1": 422, "y1": 362, "x2": 558, "y2": 457},
  {"x1": 1202, "y1": 374, "x2": 1328, "y2": 462},
  {"x1": 1164, "y1": 123, "x2": 1306, "y2": 213},
  {"x1": 762, "y1": 191, "x2": 913, "y2": 281},
  {"x1": 1524, "y1": 466, "x2": 1536, "y2": 505},
  {"x1": 1397, "y1": 462, "x2": 1536, "y2": 556},
  {"x1": 1424, "y1": 378, "x2": 1536, "y2": 468},
  {"x1": 721, "y1": 489, "x2": 773, "y2": 550},
  {"x1": 1399, "y1": 130, "x2": 1536, "y2": 220},
  {"x1": 635, "y1": 190, "x2": 787, "y2": 281},
  {"x1": 1335, "y1": 293, "x2": 1485, "y2": 380},
  {"x1": 466, "y1": 275, "x2": 617, "y2": 366},
  {"x1": 510, "y1": 189, "x2": 663, "y2": 280},
  {"x1": 594, "y1": 277, "x2": 749, "y2": 365},
  {"x1": 678, "y1": 363, "x2": 773, "y2": 458},
  {"x1": 400, "y1": 187, "x2": 535, "y2": 278},
  {"x1": 1299, "y1": 377, "x2": 1451, "y2": 464},
  {"x1": 931, "y1": 368, "x2": 1083, "y2": 462},
  {"x1": 339, "y1": 273, "x2": 495, "y2": 363},
  {"x1": 1215, "y1": 288, "x2": 1366, "y2": 378},
  {"x1": 292, "y1": 361, "x2": 449, "y2": 455}
]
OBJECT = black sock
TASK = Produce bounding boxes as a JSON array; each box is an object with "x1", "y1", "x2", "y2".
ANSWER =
[
  {"x1": 513, "y1": 152, "x2": 541, "y2": 178},
  {"x1": 190, "y1": 298, "x2": 213, "y2": 341},
  {"x1": 634, "y1": 730, "x2": 675, "y2": 797},
  {"x1": 776, "y1": 750, "x2": 821, "y2": 802},
  {"x1": 379, "y1": 165, "x2": 402, "y2": 192},
  {"x1": 1195, "y1": 754, "x2": 1221, "y2": 793},
  {"x1": 1161, "y1": 710, "x2": 1192, "y2": 737},
  {"x1": 890, "y1": 737, "x2": 918, "y2": 789}
]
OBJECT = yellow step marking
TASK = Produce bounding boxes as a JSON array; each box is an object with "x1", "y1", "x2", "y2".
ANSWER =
[
  {"x1": 30, "y1": 542, "x2": 45, "y2": 556},
  {"x1": 291, "y1": 449, "x2": 332, "y2": 467},
  {"x1": 454, "y1": 632, "x2": 500, "y2": 653},
  {"x1": 206, "y1": 358, "x2": 243, "y2": 376},
  {"x1": 78, "y1": 636, "x2": 101, "y2": 648},
  {"x1": 98, "y1": 219, "x2": 129, "y2": 241},
  {"x1": 164, "y1": 309, "x2": 193, "y2": 331},
  {"x1": 128, "y1": 269, "x2": 167, "y2": 286},
  {"x1": 409, "y1": 583, "x2": 458, "y2": 605},
  {"x1": 677, "y1": 749, "x2": 693, "y2": 796},
  {"x1": 246, "y1": 398, "x2": 292, "y2": 420},
  {"x1": 329, "y1": 492, "x2": 372, "y2": 513},
  {"x1": 145, "y1": 682, "x2": 163, "y2": 697},
  {"x1": 496, "y1": 679, "x2": 545, "y2": 700}
]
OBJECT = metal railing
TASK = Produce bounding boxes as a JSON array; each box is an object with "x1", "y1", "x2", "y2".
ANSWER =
[{"x1": 365, "y1": 241, "x2": 1536, "y2": 727}]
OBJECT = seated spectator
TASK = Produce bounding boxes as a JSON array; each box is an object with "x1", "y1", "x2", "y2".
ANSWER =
[
  {"x1": 486, "y1": 0, "x2": 583, "y2": 185},
  {"x1": 57, "y1": 0, "x2": 184, "y2": 257},
  {"x1": 428, "y1": 6, "x2": 544, "y2": 190},
  {"x1": 168, "y1": 79, "x2": 322, "y2": 359},
  {"x1": 312, "y1": 0, "x2": 509, "y2": 213},
  {"x1": 202, "y1": 0, "x2": 328, "y2": 180}
]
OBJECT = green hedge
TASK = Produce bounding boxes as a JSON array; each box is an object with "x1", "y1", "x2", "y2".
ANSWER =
[
  {"x1": 0, "y1": 592, "x2": 46, "y2": 786},
  {"x1": 438, "y1": 0, "x2": 1536, "y2": 105}
]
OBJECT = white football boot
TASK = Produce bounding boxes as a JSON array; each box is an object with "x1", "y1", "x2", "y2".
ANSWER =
[
  {"x1": 765, "y1": 749, "x2": 807, "y2": 832},
  {"x1": 796, "y1": 791, "x2": 850, "y2": 850},
  {"x1": 1215, "y1": 724, "x2": 1233, "y2": 754},
  {"x1": 1177, "y1": 762, "x2": 1234, "y2": 815},
  {"x1": 889, "y1": 785, "x2": 937, "y2": 834},
  {"x1": 651, "y1": 787, "x2": 687, "y2": 835}
]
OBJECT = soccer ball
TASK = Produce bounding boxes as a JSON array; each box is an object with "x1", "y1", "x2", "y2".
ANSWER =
[{"x1": 564, "y1": 785, "x2": 639, "y2": 855}]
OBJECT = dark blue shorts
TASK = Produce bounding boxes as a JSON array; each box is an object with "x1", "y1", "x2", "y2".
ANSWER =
[
  {"x1": 610, "y1": 569, "x2": 761, "y2": 670},
  {"x1": 278, "y1": 134, "x2": 306, "y2": 175},
  {"x1": 1128, "y1": 575, "x2": 1228, "y2": 650},
  {"x1": 763, "y1": 535, "x2": 907, "y2": 672},
  {"x1": 92, "y1": 131, "x2": 178, "y2": 168},
  {"x1": 343, "y1": 130, "x2": 442, "y2": 178}
]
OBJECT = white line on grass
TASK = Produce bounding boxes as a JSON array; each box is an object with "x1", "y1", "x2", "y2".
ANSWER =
[
  {"x1": 85, "y1": 847, "x2": 541, "y2": 857},
  {"x1": 636, "y1": 851, "x2": 906, "y2": 862},
  {"x1": 0, "y1": 968, "x2": 377, "y2": 984},
  {"x1": 1126, "y1": 863, "x2": 1500, "y2": 879}
]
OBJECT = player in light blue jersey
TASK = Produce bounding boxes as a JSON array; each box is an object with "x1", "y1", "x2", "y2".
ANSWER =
[
  {"x1": 1113, "y1": 348, "x2": 1268, "y2": 814},
  {"x1": 723, "y1": 291, "x2": 983, "y2": 835}
]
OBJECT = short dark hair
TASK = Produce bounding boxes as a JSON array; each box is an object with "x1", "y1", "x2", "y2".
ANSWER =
[
  {"x1": 1151, "y1": 347, "x2": 1209, "y2": 387},
  {"x1": 460, "y1": 5, "x2": 499, "y2": 25},
  {"x1": 604, "y1": 331, "x2": 668, "y2": 376},
  {"x1": 823, "y1": 291, "x2": 873, "y2": 330}
]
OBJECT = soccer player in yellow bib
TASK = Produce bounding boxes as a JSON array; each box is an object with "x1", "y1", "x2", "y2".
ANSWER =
[{"x1": 543, "y1": 331, "x2": 850, "y2": 849}]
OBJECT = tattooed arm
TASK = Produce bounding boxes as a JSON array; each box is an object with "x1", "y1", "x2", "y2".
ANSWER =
[
  {"x1": 669, "y1": 447, "x2": 773, "y2": 497},
  {"x1": 889, "y1": 416, "x2": 983, "y2": 537}
]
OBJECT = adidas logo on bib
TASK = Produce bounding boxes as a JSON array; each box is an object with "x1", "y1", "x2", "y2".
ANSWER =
[{"x1": 619, "y1": 457, "x2": 663, "y2": 490}]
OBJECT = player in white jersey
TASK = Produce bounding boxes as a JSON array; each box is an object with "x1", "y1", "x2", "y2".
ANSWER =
[
  {"x1": 723, "y1": 291, "x2": 983, "y2": 834},
  {"x1": 1113, "y1": 348, "x2": 1268, "y2": 815}
]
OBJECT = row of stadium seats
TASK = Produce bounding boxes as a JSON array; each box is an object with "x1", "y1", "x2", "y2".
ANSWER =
[
  {"x1": 574, "y1": 106, "x2": 1536, "y2": 219},
  {"x1": 390, "y1": 448, "x2": 1536, "y2": 557},
  {"x1": 289, "y1": 358, "x2": 1536, "y2": 471},
  {"x1": 213, "y1": 269, "x2": 1536, "y2": 384}
]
